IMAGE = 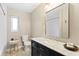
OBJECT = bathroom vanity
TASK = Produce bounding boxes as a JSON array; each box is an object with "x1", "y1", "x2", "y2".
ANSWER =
[
  {"x1": 31, "y1": 40, "x2": 63, "y2": 56},
  {"x1": 31, "y1": 37, "x2": 79, "y2": 56},
  {"x1": 31, "y1": 3, "x2": 72, "y2": 56}
]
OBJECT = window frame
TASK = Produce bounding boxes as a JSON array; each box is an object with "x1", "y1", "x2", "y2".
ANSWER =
[{"x1": 11, "y1": 16, "x2": 19, "y2": 32}]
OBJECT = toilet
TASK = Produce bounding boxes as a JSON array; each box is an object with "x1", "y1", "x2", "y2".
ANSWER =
[{"x1": 22, "y1": 35, "x2": 31, "y2": 50}]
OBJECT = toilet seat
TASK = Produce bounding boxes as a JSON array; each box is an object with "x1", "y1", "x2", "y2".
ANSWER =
[{"x1": 24, "y1": 41, "x2": 31, "y2": 46}]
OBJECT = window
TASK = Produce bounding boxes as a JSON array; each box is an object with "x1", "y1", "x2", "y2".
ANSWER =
[
  {"x1": 11, "y1": 17, "x2": 18, "y2": 32},
  {"x1": 46, "y1": 6, "x2": 60, "y2": 38}
]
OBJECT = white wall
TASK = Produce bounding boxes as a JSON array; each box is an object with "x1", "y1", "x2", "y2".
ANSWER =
[
  {"x1": 68, "y1": 4, "x2": 79, "y2": 45},
  {"x1": 31, "y1": 4, "x2": 46, "y2": 37},
  {"x1": 0, "y1": 3, "x2": 7, "y2": 55},
  {"x1": 7, "y1": 8, "x2": 31, "y2": 41}
]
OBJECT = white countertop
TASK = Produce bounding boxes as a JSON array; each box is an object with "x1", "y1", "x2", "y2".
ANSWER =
[{"x1": 32, "y1": 37, "x2": 79, "y2": 56}]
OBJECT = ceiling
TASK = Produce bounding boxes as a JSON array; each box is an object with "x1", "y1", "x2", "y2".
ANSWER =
[{"x1": 6, "y1": 3, "x2": 40, "y2": 13}]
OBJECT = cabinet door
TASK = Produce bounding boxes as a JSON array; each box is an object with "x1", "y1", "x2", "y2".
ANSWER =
[
  {"x1": 37, "y1": 43, "x2": 50, "y2": 56},
  {"x1": 31, "y1": 41, "x2": 38, "y2": 56},
  {"x1": 32, "y1": 46, "x2": 38, "y2": 56},
  {"x1": 49, "y1": 49, "x2": 64, "y2": 56},
  {"x1": 59, "y1": 4, "x2": 69, "y2": 39}
]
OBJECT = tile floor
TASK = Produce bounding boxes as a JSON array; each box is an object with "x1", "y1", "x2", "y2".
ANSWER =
[{"x1": 3, "y1": 44, "x2": 31, "y2": 56}]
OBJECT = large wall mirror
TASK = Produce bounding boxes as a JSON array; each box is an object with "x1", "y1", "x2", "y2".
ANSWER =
[{"x1": 46, "y1": 3, "x2": 69, "y2": 39}]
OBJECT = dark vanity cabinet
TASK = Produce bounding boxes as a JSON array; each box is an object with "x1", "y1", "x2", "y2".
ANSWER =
[
  {"x1": 31, "y1": 40, "x2": 38, "y2": 56},
  {"x1": 31, "y1": 40, "x2": 64, "y2": 56}
]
